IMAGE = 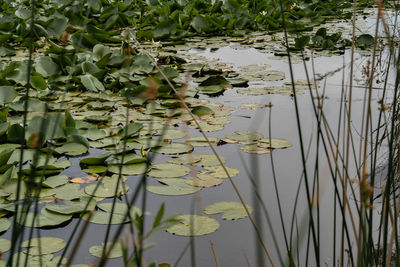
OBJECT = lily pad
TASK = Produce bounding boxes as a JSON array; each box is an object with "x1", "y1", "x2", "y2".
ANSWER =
[
  {"x1": 82, "y1": 211, "x2": 127, "y2": 225},
  {"x1": 89, "y1": 242, "x2": 123, "y2": 258},
  {"x1": 167, "y1": 214, "x2": 219, "y2": 236},
  {"x1": 23, "y1": 209, "x2": 72, "y2": 228},
  {"x1": 21, "y1": 237, "x2": 66, "y2": 255},
  {"x1": 152, "y1": 143, "x2": 193, "y2": 155},
  {"x1": 0, "y1": 86, "x2": 17, "y2": 105},
  {"x1": 241, "y1": 144, "x2": 272, "y2": 154},
  {"x1": 84, "y1": 181, "x2": 129, "y2": 198},
  {"x1": 226, "y1": 131, "x2": 263, "y2": 143},
  {"x1": 258, "y1": 138, "x2": 292, "y2": 149},
  {"x1": 148, "y1": 163, "x2": 191, "y2": 178},
  {"x1": 0, "y1": 238, "x2": 10, "y2": 253},
  {"x1": 97, "y1": 202, "x2": 141, "y2": 218},
  {"x1": 204, "y1": 166, "x2": 239, "y2": 178},
  {"x1": 0, "y1": 218, "x2": 10, "y2": 232},
  {"x1": 185, "y1": 174, "x2": 222, "y2": 188},
  {"x1": 55, "y1": 143, "x2": 88, "y2": 156},
  {"x1": 43, "y1": 175, "x2": 69, "y2": 188},
  {"x1": 204, "y1": 201, "x2": 253, "y2": 220},
  {"x1": 186, "y1": 137, "x2": 219, "y2": 147},
  {"x1": 147, "y1": 178, "x2": 201, "y2": 196},
  {"x1": 108, "y1": 163, "x2": 149, "y2": 176}
]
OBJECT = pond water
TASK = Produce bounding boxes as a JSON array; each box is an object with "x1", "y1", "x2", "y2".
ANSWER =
[{"x1": 2, "y1": 8, "x2": 397, "y2": 267}]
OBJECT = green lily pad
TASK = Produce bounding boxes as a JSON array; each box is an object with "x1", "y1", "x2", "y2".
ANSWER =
[
  {"x1": 147, "y1": 178, "x2": 201, "y2": 196},
  {"x1": 226, "y1": 131, "x2": 264, "y2": 143},
  {"x1": 167, "y1": 153, "x2": 226, "y2": 167},
  {"x1": 204, "y1": 166, "x2": 239, "y2": 178},
  {"x1": 241, "y1": 144, "x2": 272, "y2": 154},
  {"x1": 52, "y1": 183, "x2": 85, "y2": 200},
  {"x1": 55, "y1": 143, "x2": 88, "y2": 156},
  {"x1": 204, "y1": 201, "x2": 253, "y2": 220},
  {"x1": 258, "y1": 138, "x2": 292, "y2": 149},
  {"x1": 97, "y1": 202, "x2": 141, "y2": 218},
  {"x1": 23, "y1": 208, "x2": 72, "y2": 228},
  {"x1": 152, "y1": 143, "x2": 193, "y2": 155},
  {"x1": 185, "y1": 174, "x2": 222, "y2": 188},
  {"x1": 148, "y1": 163, "x2": 191, "y2": 178},
  {"x1": 89, "y1": 242, "x2": 123, "y2": 258},
  {"x1": 0, "y1": 218, "x2": 10, "y2": 232},
  {"x1": 82, "y1": 165, "x2": 107, "y2": 173},
  {"x1": 84, "y1": 181, "x2": 129, "y2": 198},
  {"x1": 80, "y1": 152, "x2": 113, "y2": 165},
  {"x1": 108, "y1": 163, "x2": 149, "y2": 176},
  {"x1": 186, "y1": 137, "x2": 219, "y2": 147},
  {"x1": 44, "y1": 198, "x2": 96, "y2": 215},
  {"x1": 167, "y1": 214, "x2": 219, "y2": 236},
  {"x1": 0, "y1": 86, "x2": 16, "y2": 105},
  {"x1": 0, "y1": 238, "x2": 10, "y2": 253},
  {"x1": 154, "y1": 129, "x2": 187, "y2": 140},
  {"x1": 82, "y1": 211, "x2": 127, "y2": 225},
  {"x1": 108, "y1": 154, "x2": 147, "y2": 165},
  {"x1": 43, "y1": 174, "x2": 69, "y2": 188},
  {"x1": 189, "y1": 121, "x2": 224, "y2": 132},
  {"x1": 21, "y1": 237, "x2": 66, "y2": 255}
]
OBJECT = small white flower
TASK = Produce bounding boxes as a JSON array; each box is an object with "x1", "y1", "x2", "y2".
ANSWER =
[{"x1": 260, "y1": 11, "x2": 267, "y2": 17}]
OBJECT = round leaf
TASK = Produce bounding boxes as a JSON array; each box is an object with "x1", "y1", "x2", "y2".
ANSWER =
[
  {"x1": 167, "y1": 214, "x2": 219, "y2": 236},
  {"x1": 204, "y1": 201, "x2": 253, "y2": 220}
]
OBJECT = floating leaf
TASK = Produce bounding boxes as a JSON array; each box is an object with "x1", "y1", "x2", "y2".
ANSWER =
[
  {"x1": 98, "y1": 202, "x2": 141, "y2": 218},
  {"x1": 258, "y1": 138, "x2": 292, "y2": 149},
  {"x1": 152, "y1": 143, "x2": 193, "y2": 155},
  {"x1": 205, "y1": 166, "x2": 239, "y2": 178},
  {"x1": 0, "y1": 86, "x2": 16, "y2": 105},
  {"x1": 89, "y1": 242, "x2": 123, "y2": 258},
  {"x1": 52, "y1": 183, "x2": 85, "y2": 200},
  {"x1": 225, "y1": 131, "x2": 263, "y2": 143},
  {"x1": 21, "y1": 237, "x2": 66, "y2": 255},
  {"x1": 167, "y1": 214, "x2": 219, "y2": 236},
  {"x1": 55, "y1": 143, "x2": 88, "y2": 156},
  {"x1": 147, "y1": 178, "x2": 201, "y2": 196},
  {"x1": 82, "y1": 211, "x2": 127, "y2": 225},
  {"x1": 80, "y1": 152, "x2": 113, "y2": 165},
  {"x1": 82, "y1": 165, "x2": 107, "y2": 173},
  {"x1": 185, "y1": 174, "x2": 222, "y2": 188},
  {"x1": 84, "y1": 182, "x2": 129, "y2": 198},
  {"x1": 204, "y1": 201, "x2": 252, "y2": 220},
  {"x1": 43, "y1": 175, "x2": 69, "y2": 188},
  {"x1": 241, "y1": 144, "x2": 272, "y2": 154},
  {"x1": 0, "y1": 238, "x2": 10, "y2": 253},
  {"x1": 0, "y1": 218, "x2": 10, "y2": 232},
  {"x1": 23, "y1": 209, "x2": 72, "y2": 228},
  {"x1": 108, "y1": 163, "x2": 149, "y2": 176},
  {"x1": 154, "y1": 129, "x2": 186, "y2": 139},
  {"x1": 148, "y1": 163, "x2": 191, "y2": 178},
  {"x1": 186, "y1": 137, "x2": 219, "y2": 147},
  {"x1": 45, "y1": 198, "x2": 96, "y2": 215}
]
